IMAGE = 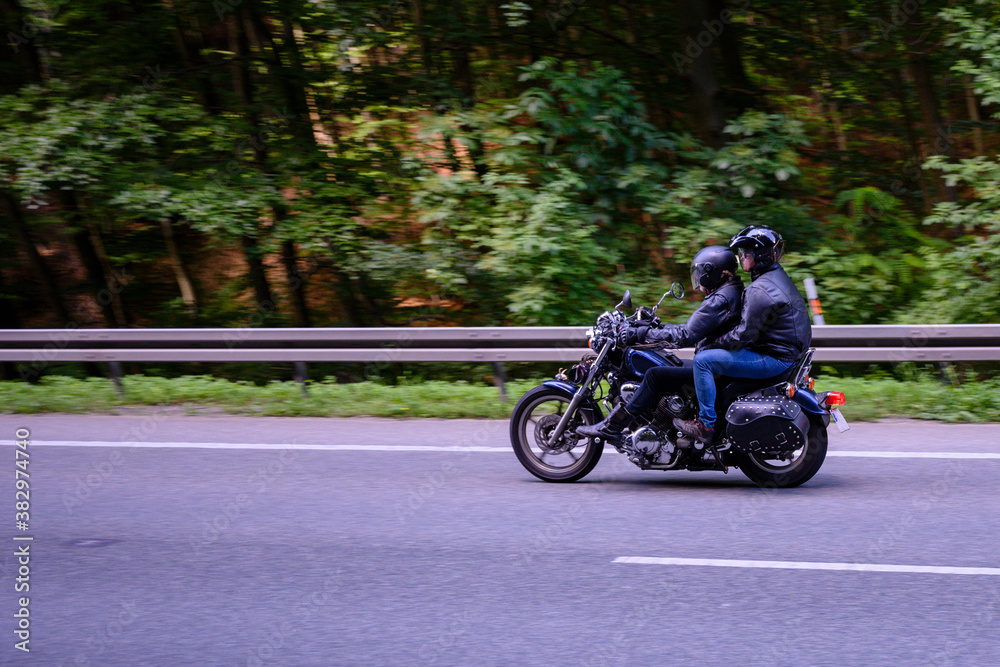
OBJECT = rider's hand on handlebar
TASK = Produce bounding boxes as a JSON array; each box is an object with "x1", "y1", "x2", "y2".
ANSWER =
[{"x1": 617, "y1": 322, "x2": 648, "y2": 347}]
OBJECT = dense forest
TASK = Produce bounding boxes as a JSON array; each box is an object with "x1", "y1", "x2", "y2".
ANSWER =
[{"x1": 1, "y1": 0, "x2": 999, "y2": 350}]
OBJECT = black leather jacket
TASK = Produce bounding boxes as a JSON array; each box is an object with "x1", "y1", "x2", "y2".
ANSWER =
[
  {"x1": 711, "y1": 264, "x2": 812, "y2": 362},
  {"x1": 640, "y1": 277, "x2": 743, "y2": 351}
]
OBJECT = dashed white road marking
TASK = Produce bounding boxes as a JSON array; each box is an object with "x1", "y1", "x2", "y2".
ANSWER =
[{"x1": 614, "y1": 557, "x2": 1000, "y2": 576}]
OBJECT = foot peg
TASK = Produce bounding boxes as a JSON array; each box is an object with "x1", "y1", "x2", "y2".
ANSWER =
[{"x1": 708, "y1": 443, "x2": 728, "y2": 474}]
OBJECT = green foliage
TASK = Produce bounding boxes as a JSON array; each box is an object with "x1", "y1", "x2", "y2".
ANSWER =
[
  {"x1": 912, "y1": 3, "x2": 1000, "y2": 323},
  {"x1": 2, "y1": 0, "x2": 999, "y2": 347},
  {"x1": 785, "y1": 187, "x2": 939, "y2": 324},
  {"x1": 389, "y1": 59, "x2": 684, "y2": 324},
  {"x1": 3, "y1": 374, "x2": 999, "y2": 422}
]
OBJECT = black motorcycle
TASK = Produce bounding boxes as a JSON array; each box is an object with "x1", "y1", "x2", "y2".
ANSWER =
[{"x1": 510, "y1": 289, "x2": 849, "y2": 487}]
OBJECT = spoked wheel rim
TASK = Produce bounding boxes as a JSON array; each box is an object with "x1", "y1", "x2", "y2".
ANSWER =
[
  {"x1": 516, "y1": 394, "x2": 596, "y2": 476},
  {"x1": 747, "y1": 444, "x2": 808, "y2": 473}
]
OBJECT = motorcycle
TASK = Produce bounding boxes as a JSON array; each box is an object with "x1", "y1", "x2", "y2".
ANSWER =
[{"x1": 509, "y1": 288, "x2": 849, "y2": 487}]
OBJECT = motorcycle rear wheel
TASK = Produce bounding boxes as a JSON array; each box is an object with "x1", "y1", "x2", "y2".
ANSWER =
[
  {"x1": 734, "y1": 418, "x2": 828, "y2": 488},
  {"x1": 510, "y1": 386, "x2": 604, "y2": 482}
]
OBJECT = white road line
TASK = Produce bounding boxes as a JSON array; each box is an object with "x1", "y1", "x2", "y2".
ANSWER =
[
  {"x1": 613, "y1": 557, "x2": 1000, "y2": 576},
  {"x1": 1, "y1": 440, "x2": 1000, "y2": 458},
  {"x1": 0, "y1": 440, "x2": 509, "y2": 452},
  {"x1": 827, "y1": 451, "x2": 1000, "y2": 459}
]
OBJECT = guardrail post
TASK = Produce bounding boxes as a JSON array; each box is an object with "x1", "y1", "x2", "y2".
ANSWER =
[
  {"x1": 294, "y1": 362, "x2": 309, "y2": 397},
  {"x1": 493, "y1": 362, "x2": 508, "y2": 403},
  {"x1": 107, "y1": 362, "x2": 125, "y2": 398}
]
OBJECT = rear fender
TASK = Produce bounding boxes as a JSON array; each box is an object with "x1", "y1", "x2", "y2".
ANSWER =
[{"x1": 791, "y1": 388, "x2": 831, "y2": 427}]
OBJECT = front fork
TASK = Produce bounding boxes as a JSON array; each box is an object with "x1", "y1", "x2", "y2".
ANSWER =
[{"x1": 546, "y1": 340, "x2": 612, "y2": 447}]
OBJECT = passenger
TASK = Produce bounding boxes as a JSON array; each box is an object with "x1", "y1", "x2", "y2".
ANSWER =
[{"x1": 673, "y1": 226, "x2": 812, "y2": 442}]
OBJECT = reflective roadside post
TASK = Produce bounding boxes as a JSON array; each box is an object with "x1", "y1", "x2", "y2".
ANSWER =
[{"x1": 803, "y1": 277, "x2": 826, "y2": 326}]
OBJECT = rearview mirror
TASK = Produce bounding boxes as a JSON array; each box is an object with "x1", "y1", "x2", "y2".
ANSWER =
[{"x1": 615, "y1": 290, "x2": 633, "y2": 312}]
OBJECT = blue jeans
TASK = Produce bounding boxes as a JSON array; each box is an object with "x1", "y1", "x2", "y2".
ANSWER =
[{"x1": 693, "y1": 349, "x2": 793, "y2": 428}]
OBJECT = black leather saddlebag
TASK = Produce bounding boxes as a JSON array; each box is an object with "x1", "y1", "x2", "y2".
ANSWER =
[{"x1": 725, "y1": 395, "x2": 810, "y2": 456}]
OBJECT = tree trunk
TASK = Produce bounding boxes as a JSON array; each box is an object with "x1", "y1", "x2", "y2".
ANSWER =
[
  {"x1": 902, "y1": 8, "x2": 956, "y2": 203},
  {"x1": 168, "y1": 5, "x2": 220, "y2": 112},
  {"x1": 0, "y1": 0, "x2": 45, "y2": 89},
  {"x1": 161, "y1": 216, "x2": 198, "y2": 316},
  {"x1": 228, "y1": 8, "x2": 277, "y2": 314},
  {"x1": 3, "y1": 193, "x2": 70, "y2": 323},
  {"x1": 678, "y1": 0, "x2": 726, "y2": 146},
  {"x1": 449, "y1": 0, "x2": 475, "y2": 106},
  {"x1": 88, "y1": 222, "x2": 128, "y2": 327},
  {"x1": 281, "y1": 240, "x2": 311, "y2": 327},
  {"x1": 0, "y1": 265, "x2": 20, "y2": 380},
  {"x1": 892, "y1": 66, "x2": 934, "y2": 211},
  {"x1": 227, "y1": 11, "x2": 259, "y2": 140},
  {"x1": 709, "y1": 0, "x2": 757, "y2": 111},
  {"x1": 964, "y1": 75, "x2": 984, "y2": 156},
  {"x1": 241, "y1": 235, "x2": 275, "y2": 312},
  {"x1": 411, "y1": 0, "x2": 434, "y2": 78},
  {"x1": 62, "y1": 192, "x2": 126, "y2": 327}
]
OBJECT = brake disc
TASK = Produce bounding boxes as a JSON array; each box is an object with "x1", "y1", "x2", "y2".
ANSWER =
[{"x1": 533, "y1": 413, "x2": 577, "y2": 454}]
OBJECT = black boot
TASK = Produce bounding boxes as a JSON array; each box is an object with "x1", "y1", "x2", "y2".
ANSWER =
[{"x1": 576, "y1": 404, "x2": 635, "y2": 445}]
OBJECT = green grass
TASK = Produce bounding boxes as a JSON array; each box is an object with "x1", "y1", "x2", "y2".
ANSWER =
[
  {"x1": 814, "y1": 376, "x2": 1000, "y2": 423},
  {"x1": 1, "y1": 374, "x2": 998, "y2": 422}
]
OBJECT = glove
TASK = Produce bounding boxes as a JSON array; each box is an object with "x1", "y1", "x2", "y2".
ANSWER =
[{"x1": 618, "y1": 323, "x2": 648, "y2": 347}]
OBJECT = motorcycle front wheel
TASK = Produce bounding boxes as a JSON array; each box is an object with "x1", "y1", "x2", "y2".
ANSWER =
[
  {"x1": 510, "y1": 386, "x2": 604, "y2": 482},
  {"x1": 734, "y1": 418, "x2": 828, "y2": 488}
]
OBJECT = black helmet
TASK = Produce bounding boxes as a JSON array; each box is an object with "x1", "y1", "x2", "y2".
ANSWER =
[
  {"x1": 729, "y1": 225, "x2": 785, "y2": 269},
  {"x1": 690, "y1": 245, "x2": 738, "y2": 292}
]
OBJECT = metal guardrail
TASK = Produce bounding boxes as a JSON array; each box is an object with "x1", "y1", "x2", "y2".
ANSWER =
[{"x1": 2, "y1": 325, "x2": 999, "y2": 363}]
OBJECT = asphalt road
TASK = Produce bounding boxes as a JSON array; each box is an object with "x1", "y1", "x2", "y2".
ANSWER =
[{"x1": 2, "y1": 414, "x2": 1000, "y2": 666}]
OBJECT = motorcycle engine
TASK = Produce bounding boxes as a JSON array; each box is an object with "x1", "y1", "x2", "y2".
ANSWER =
[
  {"x1": 650, "y1": 393, "x2": 692, "y2": 430},
  {"x1": 625, "y1": 426, "x2": 675, "y2": 467}
]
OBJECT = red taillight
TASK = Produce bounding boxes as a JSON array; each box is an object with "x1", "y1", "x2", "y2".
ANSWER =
[{"x1": 824, "y1": 391, "x2": 846, "y2": 406}]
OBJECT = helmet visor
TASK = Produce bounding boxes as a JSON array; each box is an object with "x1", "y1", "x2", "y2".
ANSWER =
[{"x1": 691, "y1": 263, "x2": 708, "y2": 290}]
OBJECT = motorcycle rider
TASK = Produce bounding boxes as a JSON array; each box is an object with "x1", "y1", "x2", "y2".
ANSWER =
[
  {"x1": 673, "y1": 225, "x2": 812, "y2": 442},
  {"x1": 577, "y1": 245, "x2": 743, "y2": 445}
]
